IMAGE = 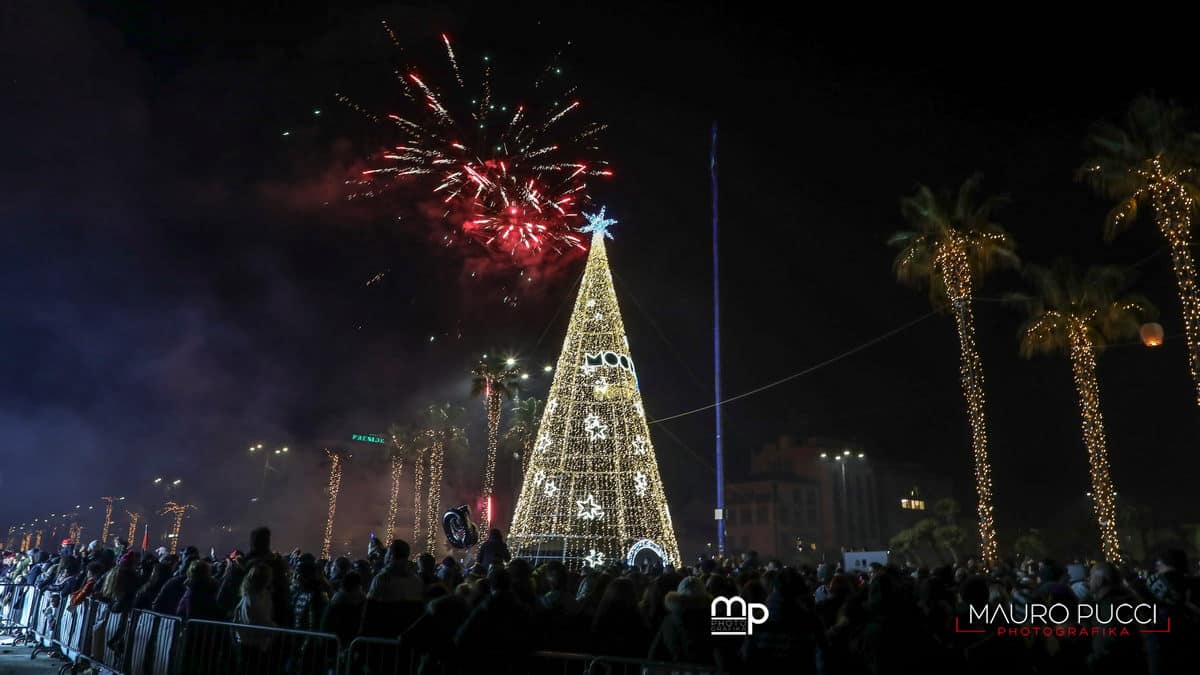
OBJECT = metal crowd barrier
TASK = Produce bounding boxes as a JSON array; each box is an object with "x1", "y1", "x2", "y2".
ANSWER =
[
  {"x1": 0, "y1": 582, "x2": 35, "y2": 633},
  {"x1": 127, "y1": 609, "x2": 182, "y2": 675},
  {"x1": 179, "y1": 618, "x2": 342, "y2": 675},
  {"x1": 342, "y1": 636, "x2": 417, "y2": 675},
  {"x1": 532, "y1": 651, "x2": 726, "y2": 675}
]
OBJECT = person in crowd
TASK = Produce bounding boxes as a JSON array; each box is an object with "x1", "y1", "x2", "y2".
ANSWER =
[
  {"x1": 476, "y1": 529, "x2": 511, "y2": 572},
  {"x1": 416, "y1": 553, "x2": 439, "y2": 587},
  {"x1": 153, "y1": 546, "x2": 198, "y2": 615},
  {"x1": 454, "y1": 567, "x2": 535, "y2": 659},
  {"x1": 133, "y1": 561, "x2": 172, "y2": 610},
  {"x1": 649, "y1": 576, "x2": 720, "y2": 667},
  {"x1": 70, "y1": 561, "x2": 107, "y2": 607},
  {"x1": 177, "y1": 560, "x2": 222, "y2": 620},
  {"x1": 361, "y1": 539, "x2": 423, "y2": 638},
  {"x1": 321, "y1": 571, "x2": 365, "y2": 648},
  {"x1": 98, "y1": 551, "x2": 141, "y2": 613},
  {"x1": 590, "y1": 577, "x2": 650, "y2": 657},
  {"x1": 437, "y1": 556, "x2": 463, "y2": 590},
  {"x1": 291, "y1": 558, "x2": 329, "y2": 632}
]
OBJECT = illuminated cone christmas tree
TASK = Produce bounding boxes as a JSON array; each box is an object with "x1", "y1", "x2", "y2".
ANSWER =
[{"x1": 508, "y1": 208, "x2": 680, "y2": 570}]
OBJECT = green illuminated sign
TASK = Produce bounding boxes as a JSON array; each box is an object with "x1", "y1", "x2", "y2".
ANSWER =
[{"x1": 351, "y1": 433, "x2": 385, "y2": 444}]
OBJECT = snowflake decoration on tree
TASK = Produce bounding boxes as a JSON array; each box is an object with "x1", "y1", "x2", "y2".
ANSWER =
[
  {"x1": 578, "y1": 206, "x2": 617, "y2": 240},
  {"x1": 546, "y1": 398, "x2": 558, "y2": 415},
  {"x1": 535, "y1": 434, "x2": 553, "y2": 455},
  {"x1": 634, "y1": 402, "x2": 644, "y2": 418},
  {"x1": 586, "y1": 299, "x2": 596, "y2": 308},
  {"x1": 543, "y1": 480, "x2": 559, "y2": 498},
  {"x1": 583, "y1": 549, "x2": 606, "y2": 568},
  {"x1": 580, "y1": 362, "x2": 600, "y2": 376},
  {"x1": 584, "y1": 414, "x2": 608, "y2": 441},
  {"x1": 634, "y1": 472, "x2": 648, "y2": 496},
  {"x1": 632, "y1": 435, "x2": 648, "y2": 455},
  {"x1": 576, "y1": 494, "x2": 605, "y2": 520},
  {"x1": 533, "y1": 470, "x2": 546, "y2": 487}
]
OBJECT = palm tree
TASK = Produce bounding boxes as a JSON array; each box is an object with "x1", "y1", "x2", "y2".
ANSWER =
[
  {"x1": 504, "y1": 396, "x2": 544, "y2": 478},
  {"x1": 385, "y1": 424, "x2": 421, "y2": 542},
  {"x1": 890, "y1": 175, "x2": 1017, "y2": 567},
  {"x1": 1009, "y1": 261, "x2": 1155, "y2": 562},
  {"x1": 1080, "y1": 95, "x2": 1200, "y2": 406},
  {"x1": 420, "y1": 402, "x2": 468, "y2": 554},
  {"x1": 320, "y1": 449, "x2": 351, "y2": 560},
  {"x1": 471, "y1": 356, "x2": 520, "y2": 533}
]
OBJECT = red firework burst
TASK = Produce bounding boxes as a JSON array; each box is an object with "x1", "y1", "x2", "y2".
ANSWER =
[{"x1": 344, "y1": 27, "x2": 611, "y2": 265}]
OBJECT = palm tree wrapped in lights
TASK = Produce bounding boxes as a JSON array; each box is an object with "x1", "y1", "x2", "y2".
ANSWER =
[
  {"x1": 158, "y1": 501, "x2": 195, "y2": 555},
  {"x1": 126, "y1": 511, "x2": 142, "y2": 547},
  {"x1": 471, "y1": 355, "x2": 520, "y2": 532},
  {"x1": 890, "y1": 175, "x2": 1018, "y2": 567},
  {"x1": 420, "y1": 403, "x2": 467, "y2": 554},
  {"x1": 1009, "y1": 261, "x2": 1155, "y2": 562},
  {"x1": 321, "y1": 449, "x2": 352, "y2": 559},
  {"x1": 385, "y1": 424, "x2": 421, "y2": 542},
  {"x1": 1081, "y1": 95, "x2": 1200, "y2": 406}
]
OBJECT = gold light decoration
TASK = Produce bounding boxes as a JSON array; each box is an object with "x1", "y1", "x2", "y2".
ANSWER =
[
  {"x1": 126, "y1": 511, "x2": 142, "y2": 546},
  {"x1": 385, "y1": 425, "x2": 417, "y2": 541},
  {"x1": 419, "y1": 403, "x2": 466, "y2": 554},
  {"x1": 33, "y1": 530, "x2": 42, "y2": 550},
  {"x1": 321, "y1": 449, "x2": 350, "y2": 560},
  {"x1": 412, "y1": 444, "x2": 426, "y2": 545},
  {"x1": 508, "y1": 210, "x2": 681, "y2": 570},
  {"x1": 159, "y1": 501, "x2": 195, "y2": 555},
  {"x1": 99, "y1": 496, "x2": 116, "y2": 544},
  {"x1": 1014, "y1": 262, "x2": 1154, "y2": 562},
  {"x1": 891, "y1": 177, "x2": 1015, "y2": 567},
  {"x1": 472, "y1": 357, "x2": 519, "y2": 533},
  {"x1": 1081, "y1": 96, "x2": 1200, "y2": 406}
]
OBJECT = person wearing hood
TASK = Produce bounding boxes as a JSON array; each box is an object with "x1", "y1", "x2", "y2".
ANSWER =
[
  {"x1": 153, "y1": 546, "x2": 199, "y2": 615},
  {"x1": 649, "y1": 576, "x2": 721, "y2": 666}
]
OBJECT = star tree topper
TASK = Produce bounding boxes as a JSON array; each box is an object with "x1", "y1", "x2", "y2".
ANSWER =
[{"x1": 579, "y1": 206, "x2": 618, "y2": 240}]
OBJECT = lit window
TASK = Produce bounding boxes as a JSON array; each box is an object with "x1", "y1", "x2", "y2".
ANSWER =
[{"x1": 900, "y1": 498, "x2": 911, "y2": 509}]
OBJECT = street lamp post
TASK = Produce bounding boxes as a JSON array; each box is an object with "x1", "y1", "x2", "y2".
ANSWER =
[{"x1": 248, "y1": 443, "x2": 289, "y2": 503}]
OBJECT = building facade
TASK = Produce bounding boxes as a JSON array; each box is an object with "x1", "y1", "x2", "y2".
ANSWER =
[{"x1": 724, "y1": 436, "x2": 952, "y2": 561}]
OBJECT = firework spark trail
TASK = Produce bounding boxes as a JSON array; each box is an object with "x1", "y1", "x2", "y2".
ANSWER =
[{"x1": 341, "y1": 30, "x2": 612, "y2": 268}]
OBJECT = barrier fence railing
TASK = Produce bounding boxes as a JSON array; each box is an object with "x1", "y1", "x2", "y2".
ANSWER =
[
  {"x1": 0, "y1": 582, "x2": 36, "y2": 633},
  {"x1": 126, "y1": 609, "x2": 182, "y2": 675},
  {"x1": 179, "y1": 618, "x2": 342, "y2": 675},
  {"x1": 2, "y1": 585, "x2": 729, "y2": 675}
]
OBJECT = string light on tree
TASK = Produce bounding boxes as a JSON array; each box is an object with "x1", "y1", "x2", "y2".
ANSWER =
[
  {"x1": 126, "y1": 511, "x2": 141, "y2": 546},
  {"x1": 472, "y1": 356, "x2": 519, "y2": 532},
  {"x1": 891, "y1": 176, "x2": 1015, "y2": 568},
  {"x1": 158, "y1": 501, "x2": 195, "y2": 555},
  {"x1": 1014, "y1": 262, "x2": 1153, "y2": 562},
  {"x1": 321, "y1": 449, "x2": 351, "y2": 560},
  {"x1": 99, "y1": 496, "x2": 117, "y2": 544},
  {"x1": 1082, "y1": 96, "x2": 1200, "y2": 407},
  {"x1": 421, "y1": 403, "x2": 466, "y2": 554},
  {"x1": 508, "y1": 207, "x2": 680, "y2": 569}
]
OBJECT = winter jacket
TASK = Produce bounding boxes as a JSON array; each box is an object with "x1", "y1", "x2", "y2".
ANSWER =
[
  {"x1": 177, "y1": 577, "x2": 223, "y2": 621},
  {"x1": 649, "y1": 592, "x2": 719, "y2": 665},
  {"x1": 234, "y1": 590, "x2": 277, "y2": 650},
  {"x1": 321, "y1": 589, "x2": 365, "y2": 648}
]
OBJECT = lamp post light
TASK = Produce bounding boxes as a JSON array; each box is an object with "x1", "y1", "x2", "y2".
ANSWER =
[{"x1": 249, "y1": 443, "x2": 289, "y2": 503}]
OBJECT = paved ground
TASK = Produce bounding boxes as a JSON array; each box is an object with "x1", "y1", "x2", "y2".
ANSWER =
[{"x1": 0, "y1": 641, "x2": 62, "y2": 675}]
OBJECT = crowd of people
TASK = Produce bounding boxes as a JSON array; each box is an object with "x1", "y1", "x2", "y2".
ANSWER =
[{"x1": 2, "y1": 526, "x2": 1198, "y2": 674}]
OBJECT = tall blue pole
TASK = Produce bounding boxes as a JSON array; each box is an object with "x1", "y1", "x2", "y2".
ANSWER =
[{"x1": 711, "y1": 121, "x2": 726, "y2": 556}]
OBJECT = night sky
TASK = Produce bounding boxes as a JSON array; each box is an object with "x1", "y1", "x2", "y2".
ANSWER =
[{"x1": 4, "y1": 3, "x2": 1198, "y2": 557}]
